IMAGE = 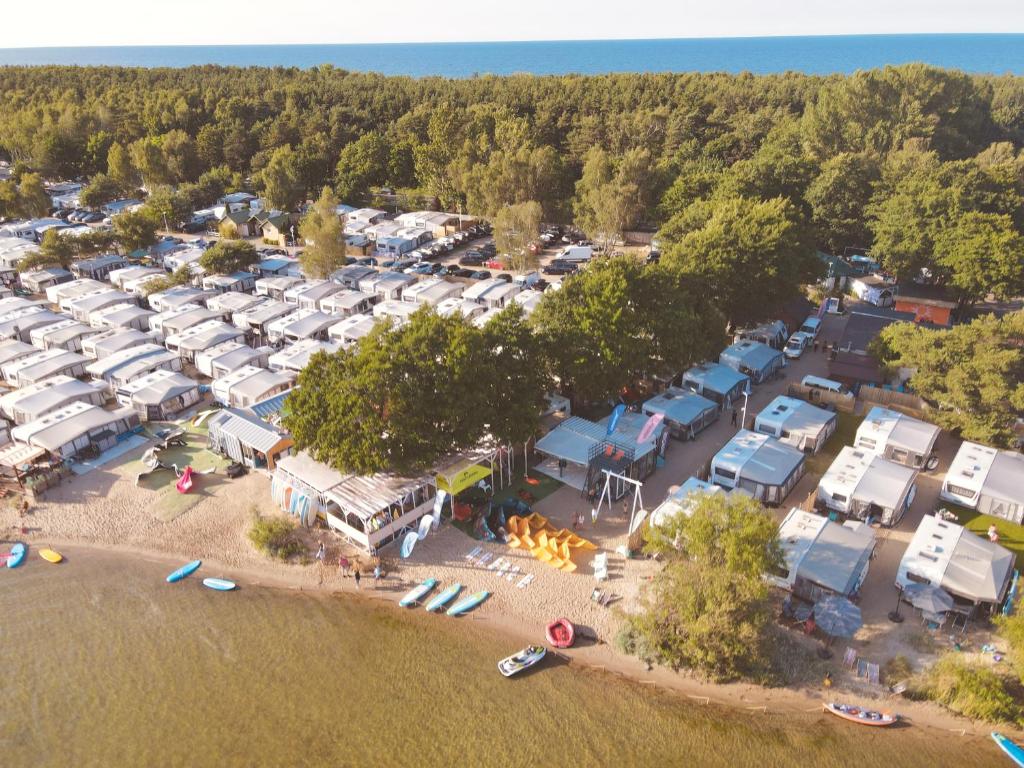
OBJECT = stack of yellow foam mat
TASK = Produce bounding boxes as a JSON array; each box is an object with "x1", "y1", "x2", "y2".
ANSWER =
[{"x1": 506, "y1": 513, "x2": 596, "y2": 572}]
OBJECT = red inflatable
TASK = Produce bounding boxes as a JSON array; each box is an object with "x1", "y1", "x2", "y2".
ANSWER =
[{"x1": 545, "y1": 617, "x2": 575, "y2": 648}]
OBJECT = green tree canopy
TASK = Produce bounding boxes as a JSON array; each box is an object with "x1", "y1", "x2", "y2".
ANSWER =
[
  {"x1": 493, "y1": 200, "x2": 542, "y2": 274},
  {"x1": 199, "y1": 239, "x2": 258, "y2": 276},
  {"x1": 261, "y1": 144, "x2": 305, "y2": 211},
  {"x1": 298, "y1": 187, "x2": 348, "y2": 279},
  {"x1": 79, "y1": 173, "x2": 126, "y2": 209},
  {"x1": 871, "y1": 312, "x2": 1024, "y2": 447},
  {"x1": 112, "y1": 209, "x2": 159, "y2": 253},
  {"x1": 662, "y1": 195, "x2": 819, "y2": 328},
  {"x1": 934, "y1": 212, "x2": 1024, "y2": 310},
  {"x1": 17, "y1": 172, "x2": 51, "y2": 218}
]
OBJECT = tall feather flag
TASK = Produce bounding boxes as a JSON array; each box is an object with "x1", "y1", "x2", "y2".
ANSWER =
[
  {"x1": 637, "y1": 412, "x2": 664, "y2": 444},
  {"x1": 606, "y1": 403, "x2": 626, "y2": 435}
]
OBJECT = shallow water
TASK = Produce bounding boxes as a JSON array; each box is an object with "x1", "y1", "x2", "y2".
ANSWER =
[{"x1": 0, "y1": 551, "x2": 1000, "y2": 767}]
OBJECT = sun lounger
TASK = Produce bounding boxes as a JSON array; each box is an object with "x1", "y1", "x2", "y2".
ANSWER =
[
  {"x1": 516, "y1": 573, "x2": 534, "y2": 589},
  {"x1": 593, "y1": 552, "x2": 608, "y2": 581},
  {"x1": 842, "y1": 647, "x2": 857, "y2": 670},
  {"x1": 465, "y1": 545, "x2": 483, "y2": 561},
  {"x1": 505, "y1": 565, "x2": 520, "y2": 582}
]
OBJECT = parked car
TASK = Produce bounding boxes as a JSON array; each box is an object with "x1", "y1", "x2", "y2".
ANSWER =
[
  {"x1": 380, "y1": 259, "x2": 397, "y2": 269},
  {"x1": 470, "y1": 270, "x2": 491, "y2": 280},
  {"x1": 459, "y1": 255, "x2": 484, "y2": 267},
  {"x1": 480, "y1": 242, "x2": 497, "y2": 255},
  {"x1": 784, "y1": 332, "x2": 812, "y2": 359},
  {"x1": 495, "y1": 273, "x2": 512, "y2": 283},
  {"x1": 542, "y1": 262, "x2": 577, "y2": 275},
  {"x1": 452, "y1": 268, "x2": 475, "y2": 278},
  {"x1": 180, "y1": 220, "x2": 207, "y2": 233},
  {"x1": 81, "y1": 212, "x2": 104, "y2": 223},
  {"x1": 357, "y1": 257, "x2": 378, "y2": 266}
]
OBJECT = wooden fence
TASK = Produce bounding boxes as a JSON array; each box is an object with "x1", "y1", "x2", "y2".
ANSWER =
[{"x1": 858, "y1": 386, "x2": 929, "y2": 419}]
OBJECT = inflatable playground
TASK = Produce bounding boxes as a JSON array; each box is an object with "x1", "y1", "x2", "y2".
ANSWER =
[{"x1": 506, "y1": 513, "x2": 596, "y2": 571}]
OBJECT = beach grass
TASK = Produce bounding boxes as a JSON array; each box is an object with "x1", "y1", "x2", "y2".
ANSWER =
[
  {"x1": 804, "y1": 411, "x2": 863, "y2": 477},
  {"x1": 954, "y1": 504, "x2": 1024, "y2": 568}
]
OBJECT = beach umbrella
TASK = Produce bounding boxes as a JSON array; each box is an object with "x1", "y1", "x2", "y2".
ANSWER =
[
  {"x1": 902, "y1": 583, "x2": 955, "y2": 614},
  {"x1": 813, "y1": 595, "x2": 863, "y2": 638}
]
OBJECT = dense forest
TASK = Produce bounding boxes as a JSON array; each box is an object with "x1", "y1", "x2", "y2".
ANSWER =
[{"x1": 1, "y1": 63, "x2": 1022, "y2": 344}]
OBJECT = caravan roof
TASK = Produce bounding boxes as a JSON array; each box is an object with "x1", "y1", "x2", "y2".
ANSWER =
[
  {"x1": 642, "y1": 387, "x2": 717, "y2": 427},
  {"x1": 86, "y1": 343, "x2": 165, "y2": 380},
  {"x1": 81, "y1": 328, "x2": 153, "y2": 359},
  {"x1": 820, "y1": 446, "x2": 917, "y2": 510},
  {"x1": 166, "y1": 320, "x2": 244, "y2": 355},
  {"x1": 11, "y1": 401, "x2": 136, "y2": 453},
  {"x1": 856, "y1": 407, "x2": 940, "y2": 458},
  {"x1": 269, "y1": 339, "x2": 340, "y2": 372},
  {"x1": 117, "y1": 369, "x2": 197, "y2": 406},
  {"x1": 682, "y1": 362, "x2": 749, "y2": 397},
  {"x1": 46, "y1": 278, "x2": 106, "y2": 304},
  {"x1": 712, "y1": 430, "x2": 805, "y2": 486},
  {"x1": 206, "y1": 291, "x2": 264, "y2": 315},
  {"x1": 147, "y1": 286, "x2": 211, "y2": 312}
]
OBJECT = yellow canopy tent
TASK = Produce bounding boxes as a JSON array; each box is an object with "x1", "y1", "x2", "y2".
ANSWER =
[{"x1": 435, "y1": 461, "x2": 493, "y2": 496}]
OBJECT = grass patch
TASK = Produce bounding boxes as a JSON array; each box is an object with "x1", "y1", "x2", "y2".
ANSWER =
[
  {"x1": 883, "y1": 654, "x2": 914, "y2": 684},
  {"x1": 908, "y1": 654, "x2": 1024, "y2": 726},
  {"x1": 491, "y1": 472, "x2": 563, "y2": 507},
  {"x1": 905, "y1": 630, "x2": 940, "y2": 655},
  {"x1": 953, "y1": 505, "x2": 1024, "y2": 569},
  {"x1": 804, "y1": 410, "x2": 863, "y2": 477},
  {"x1": 248, "y1": 511, "x2": 303, "y2": 560}
]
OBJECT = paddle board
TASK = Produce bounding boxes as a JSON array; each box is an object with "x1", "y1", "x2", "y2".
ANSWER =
[
  {"x1": 38, "y1": 548, "x2": 63, "y2": 564},
  {"x1": 202, "y1": 578, "x2": 236, "y2": 591},
  {"x1": 400, "y1": 578, "x2": 438, "y2": 607},
  {"x1": 6, "y1": 542, "x2": 26, "y2": 569},
  {"x1": 166, "y1": 559, "x2": 202, "y2": 583},
  {"x1": 447, "y1": 590, "x2": 490, "y2": 617},
  {"x1": 425, "y1": 583, "x2": 461, "y2": 612},
  {"x1": 993, "y1": 732, "x2": 1024, "y2": 767}
]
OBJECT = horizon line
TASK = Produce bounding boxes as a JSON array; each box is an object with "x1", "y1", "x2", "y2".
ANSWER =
[{"x1": 2, "y1": 31, "x2": 1024, "y2": 51}]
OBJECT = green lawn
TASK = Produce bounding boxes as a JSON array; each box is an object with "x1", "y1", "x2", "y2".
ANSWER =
[
  {"x1": 491, "y1": 471, "x2": 564, "y2": 507},
  {"x1": 953, "y1": 504, "x2": 1024, "y2": 569},
  {"x1": 804, "y1": 410, "x2": 863, "y2": 477}
]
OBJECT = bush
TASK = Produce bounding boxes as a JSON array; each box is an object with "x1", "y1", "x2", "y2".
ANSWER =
[
  {"x1": 883, "y1": 654, "x2": 913, "y2": 684},
  {"x1": 909, "y1": 654, "x2": 1024, "y2": 725},
  {"x1": 248, "y1": 513, "x2": 302, "y2": 560}
]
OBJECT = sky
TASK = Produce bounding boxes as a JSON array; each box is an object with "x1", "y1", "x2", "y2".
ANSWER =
[{"x1": 5, "y1": 0, "x2": 1024, "y2": 48}]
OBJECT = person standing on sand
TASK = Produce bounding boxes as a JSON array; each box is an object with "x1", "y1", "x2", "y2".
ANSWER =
[
  {"x1": 316, "y1": 541, "x2": 325, "y2": 562},
  {"x1": 338, "y1": 555, "x2": 350, "y2": 577},
  {"x1": 354, "y1": 568, "x2": 361, "y2": 588},
  {"x1": 731, "y1": 409, "x2": 738, "y2": 427}
]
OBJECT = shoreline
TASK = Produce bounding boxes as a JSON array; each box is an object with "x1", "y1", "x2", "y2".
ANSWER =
[{"x1": 24, "y1": 536, "x2": 1007, "y2": 743}]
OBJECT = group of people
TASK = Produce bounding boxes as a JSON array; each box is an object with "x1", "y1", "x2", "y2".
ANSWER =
[{"x1": 314, "y1": 539, "x2": 384, "y2": 589}]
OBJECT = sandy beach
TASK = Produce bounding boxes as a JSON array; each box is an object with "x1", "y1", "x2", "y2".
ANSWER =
[{"x1": 0, "y1": 445, "x2": 1006, "y2": 746}]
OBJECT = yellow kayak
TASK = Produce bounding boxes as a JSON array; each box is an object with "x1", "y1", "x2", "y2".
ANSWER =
[{"x1": 39, "y1": 548, "x2": 63, "y2": 564}]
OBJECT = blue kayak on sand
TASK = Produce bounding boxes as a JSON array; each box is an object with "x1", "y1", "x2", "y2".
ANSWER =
[
  {"x1": 425, "y1": 583, "x2": 461, "y2": 612},
  {"x1": 993, "y1": 732, "x2": 1024, "y2": 766},
  {"x1": 6, "y1": 543, "x2": 26, "y2": 569},
  {"x1": 166, "y1": 559, "x2": 202, "y2": 583},
  {"x1": 202, "y1": 578, "x2": 236, "y2": 591},
  {"x1": 447, "y1": 590, "x2": 490, "y2": 617},
  {"x1": 400, "y1": 578, "x2": 437, "y2": 607}
]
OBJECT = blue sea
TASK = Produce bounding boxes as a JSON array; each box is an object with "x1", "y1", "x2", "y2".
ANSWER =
[{"x1": 0, "y1": 35, "x2": 1022, "y2": 77}]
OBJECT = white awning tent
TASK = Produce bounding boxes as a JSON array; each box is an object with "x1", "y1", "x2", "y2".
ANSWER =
[
  {"x1": 941, "y1": 441, "x2": 1024, "y2": 523},
  {"x1": 754, "y1": 395, "x2": 837, "y2": 454},
  {"x1": 817, "y1": 446, "x2": 918, "y2": 526},
  {"x1": 771, "y1": 508, "x2": 875, "y2": 599},
  {"x1": 115, "y1": 370, "x2": 201, "y2": 420},
  {"x1": 709, "y1": 429, "x2": 805, "y2": 506},
  {"x1": 165, "y1": 320, "x2": 245, "y2": 361},
  {"x1": 81, "y1": 328, "x2": 154, "y2": 360},
  {"x1": 268, "y1": 339, "x2": 340, "y2": 373},
  {"x1": 0, "y1": 375, "x2": 107, "y2": 425},
  {"x1": 855, "y1": 407, "x2": 940, "y2": 468},
  {"x1": 898, "y1": 515, "x2": 1014, "y2": 606},
  {"x1": 195, "y1": 341, "x2": 271, "y2": 379},
  {"x1": 11, "y1": 401, "x2": 139, "y2": 459}
]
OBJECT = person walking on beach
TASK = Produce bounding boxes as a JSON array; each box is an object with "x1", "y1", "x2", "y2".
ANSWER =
[
  {"x1": 338, "y1": 555, "x2": 350, "y2": 577},
  {"x1": 354, "y1": 568, "x2": 361, "y2": 589},
  {"x1": 315, "y1": 541, "x2": 325, "y2": 562},
  {"x1": 373, "y1": 563, "x2": 382, "y2": 586}
]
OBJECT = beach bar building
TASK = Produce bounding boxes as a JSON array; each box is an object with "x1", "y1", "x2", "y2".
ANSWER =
[
  {"x1": 816, "y1": 446, "x2": 918, "y2": 527},
  {"x1": 641, "y1": 387, "x2": 718, "y2": 441},
  {"x1": 709, "y1": 430, "x2": 806, "y2": 506},
  {"x1": 768, "y1": 508, "x2": 876, "y2": 601},
  {"x1": 854, "y1": 407, "x2": 940, "y2": 469},
  {"x1": 115, "y1": 370, "x2": 201, "y2": 421},
  {"x1": 0, "y1": 376, "x2": 108, "y2": 425},
  {"x1": 679, "y1": 362, "x2": 749, "y2": 411},
  {"x1": 11, "y1": 401, "x2": 139, "y2": 460},
  {"x1": 719, "y1": 340, "x2": 785, "y2": 384},
  {"x1": 941, "y1": 442, "x2": 1024, "y2": 524},
  {"x1": 754, "y1": 396, "x2": 837, "y2": 454},
  {"x1": 195, "y1": 341, "x2": 271, "y2": 379},
  {"x1": 897, "y1": 515, "x2": 1013, "y2": 610},
  {"x1": 271, "y1": 451, "x2": 437, "y2": 552},
  {"x1": 207, "y1": 408, "x2": 293, "y2": 471}
]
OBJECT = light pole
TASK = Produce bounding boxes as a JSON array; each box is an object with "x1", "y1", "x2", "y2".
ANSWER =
[
  {"x1": 740, "y1": 382, "x2": 752, "y2": 430},
  {"x1": 888, "y1": 585, "x2": 905, "y2": 623}
]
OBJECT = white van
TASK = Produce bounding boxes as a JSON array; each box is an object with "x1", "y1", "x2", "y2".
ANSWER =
[
  {"x1": 799, "y1": 316, "x2": 822, "y2": 338},
  {"x1": 801, "y1": 375, "x2": 847, "y2": 394}
]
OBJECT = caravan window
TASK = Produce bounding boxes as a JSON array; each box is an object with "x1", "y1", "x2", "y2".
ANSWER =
[
  {"x1": 945, "y1": 484, "x2": 976, "y2": 499},
  {"x1": 906, "y1": 571, "x2": 931, "y2": 585},
  {"x1": 714, "y1": 467, "x2": 736, "y2": 481},
  {"x1": 831, "y1": 493, "x2": 847, "y2": 502}
]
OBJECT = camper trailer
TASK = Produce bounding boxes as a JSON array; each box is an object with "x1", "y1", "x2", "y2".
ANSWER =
[{"x1": 195, "y1": 340, "x2": 271, "y2": 379}]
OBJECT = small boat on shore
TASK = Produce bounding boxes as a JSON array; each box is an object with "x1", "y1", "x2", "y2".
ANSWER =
[
  {"x1": 6, "y1": 543, "x2": 26, "y2": 568},
  {"x1": 993, "y1": 732, "x2": 1024, "y2": 766},
  {"x1": 823, "y1": 702, "x2": 898, "y2": 727},
  {"x1": 447, "y1": 590, "x2": 489, "y2": 617},
  {"x1": 545, "y1": 617, "x2": 575, "y2": 648},
  {"x1": 166, "y1": 559, "x2": 202, "y2": 583},
  {"x1": 39, "y1": 548, "x2": 63, "y2": 564},
  {"x1": 202, "y1": 578, "x2": 236, "y2": 591},
  {"x1": 400, "y1": 578, "x2": 437, "y2": 607},
  {"x1": 499, "y1": 645, "x2": 547, "y2": 677},
  {"x1": 425, "y1": 583, "x2": 462, "y2": 613}
]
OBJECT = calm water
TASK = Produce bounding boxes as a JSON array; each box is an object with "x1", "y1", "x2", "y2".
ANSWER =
[
  {"x1": 0, "y1": 549, "x2": 1001, "y2": 767},
  {"x1": 0, "y1": 35, "x2": 1022, "y2": 76}
]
